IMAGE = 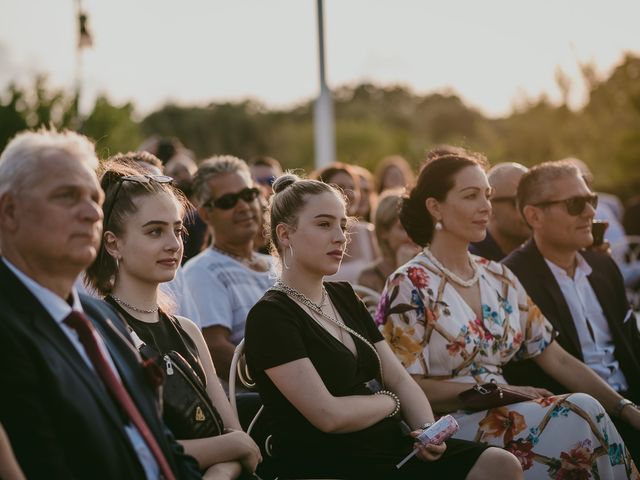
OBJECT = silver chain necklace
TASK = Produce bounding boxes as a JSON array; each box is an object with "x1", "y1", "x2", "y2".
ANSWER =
[
  {"x1": 423, "y1": 246, "x2": 480, "y2": 288},
  {"x1": 211, "y1": 246, "x2": 266, "y2": 271},
  {"x1": 271, "y1": 280, "x2": 385, "y2": 386},
  {"x1": 110, "y1": 294, "x2": 159, "y2": 314}
]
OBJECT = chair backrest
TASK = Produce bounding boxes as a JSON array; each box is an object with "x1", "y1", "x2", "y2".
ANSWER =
[{"x1": 351, "y1": 284, "x2": 381, "y2": 317}]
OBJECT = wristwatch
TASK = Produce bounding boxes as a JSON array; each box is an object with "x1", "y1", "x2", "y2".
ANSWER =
[{"x1": 613, "y1": 398, "x2": 637, "y2": 418}]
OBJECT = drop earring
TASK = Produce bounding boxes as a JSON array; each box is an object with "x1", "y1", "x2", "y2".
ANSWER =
[
  {"x1": 435, "y1": 221, "x2": 443, "y2": 231},
  {"x1": 283, "y1": 245, "x2": 294, "y2": 270}
]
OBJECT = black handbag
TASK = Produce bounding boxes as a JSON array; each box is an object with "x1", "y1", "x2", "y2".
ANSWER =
[
  {"x1": 158, "y1": 348, "x2": 224, "y2": 439},
  {"x1": 458, "y1": 381, "x2": 537, "y2": 412}
]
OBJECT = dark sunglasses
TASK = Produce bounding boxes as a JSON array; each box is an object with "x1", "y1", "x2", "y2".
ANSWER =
[
  {"x1": 255, "y1": 175, "x2": 276, "y2": 187},
  {"x1": 104, "y1": 174, "x2": 173, "y2": 228},
  {"x1": 533, "y1": 193, "x2": 598, "y2": 216},
  {"x1": 204, "y1": 187, "x2": 260, "y2": 210},
  {"x1": 491, "y1": 196, "x2": 517, "y2": 207}
]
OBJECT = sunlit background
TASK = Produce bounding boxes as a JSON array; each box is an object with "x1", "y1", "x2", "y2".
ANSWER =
[{"x1": 1, "y1": 0, "x2": 640, "y2": 192}]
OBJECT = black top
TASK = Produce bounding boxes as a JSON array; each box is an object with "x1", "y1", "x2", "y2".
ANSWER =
[
  {"x1": 106, "y1": 297, "x2": 206, "y2": 385},
  {"x1": 245, "y1": 282, "x2": 391, "y2": 450}
]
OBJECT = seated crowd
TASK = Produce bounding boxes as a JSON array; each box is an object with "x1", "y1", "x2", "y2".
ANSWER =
[{"x1": 1, "y1": 127, "x2": 639, "y2": 480}]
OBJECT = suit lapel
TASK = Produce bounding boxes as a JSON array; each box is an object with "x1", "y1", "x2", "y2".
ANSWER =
[
  {"x1": 525, "y1": 241, "x2": 584, "y2": 359},
  {"x1": 0, "y1": 261, "x2": 129, "y2": 438}
]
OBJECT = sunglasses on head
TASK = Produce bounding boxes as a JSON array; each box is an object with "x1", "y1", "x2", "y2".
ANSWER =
[
  {"x1": 104, "y1": 174, "x2": 173, "y2": 228},
  {"x1": 204, "y1": 187, "x2": 260, "y2": 210},
  {"x1": 533, "y1": 193, "x2": 598, "y2": 216}
]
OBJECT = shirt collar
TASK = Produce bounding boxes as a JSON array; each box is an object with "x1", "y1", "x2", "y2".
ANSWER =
[
  {"x1": 545, "y1": 252, "x2": 592, "y2": 280},
  {"x1": 2, "y1": 258, "x2": 84, "y2": 324}
]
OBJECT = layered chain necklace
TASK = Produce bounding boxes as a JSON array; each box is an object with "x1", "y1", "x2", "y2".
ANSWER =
[
  {"x1": 423, "y1": 246, "x2": 480, "y2": 288},
  {"x1": 110, "y1": 294, "x2": 159, "y2": 314},
  {"x1": 271, "y1": 280, "x2": 385, "y2": 386},
  {"x1": 212, "y1": 245, "x2": 266, "y2": 271}
]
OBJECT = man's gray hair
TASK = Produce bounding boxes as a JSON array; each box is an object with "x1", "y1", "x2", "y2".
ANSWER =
[
  {"x1": 0, "y1": 128, "x2": 98, "y2": 196},
  {"x1": 191, "y1": 155, "x2": 252, "y2": 207}
]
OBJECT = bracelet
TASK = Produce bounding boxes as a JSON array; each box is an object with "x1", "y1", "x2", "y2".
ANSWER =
[
  {"x1": 613, "y1": 398, "x2": 636, "y2": 418},
  {"x1": 376, "y1": 390, "x2": 401, "y2": 418}
]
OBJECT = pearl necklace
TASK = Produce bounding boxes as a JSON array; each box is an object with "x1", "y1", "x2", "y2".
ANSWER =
[
  {"x1": 110, "y1": 294, "x2": 159, "y2": 314},
  {"x1": 422, "y1": 246, "x2": 480, "y2": 288},
  {"x1": 212, "y1": 246, "x2": 265, "y2": 271}
]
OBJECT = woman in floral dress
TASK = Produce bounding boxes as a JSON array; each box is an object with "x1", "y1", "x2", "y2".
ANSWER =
[{"x1": 376, "y1": 151, "x2": 640, "y2": 479}]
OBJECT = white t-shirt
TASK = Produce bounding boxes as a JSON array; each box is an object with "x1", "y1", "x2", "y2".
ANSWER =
[{"x1": 183, "y1": 248, "x2": 276, "y2": 345}]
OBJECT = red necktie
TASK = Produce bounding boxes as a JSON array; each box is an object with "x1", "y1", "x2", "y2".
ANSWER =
[{"x1": 65, "y1": 311, "x2": 176, "y2": 480}]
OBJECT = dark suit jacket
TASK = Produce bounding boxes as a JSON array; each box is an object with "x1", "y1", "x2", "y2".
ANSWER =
[
  {"x1": 502, "y1": 239, "x2": 640, "y2": 401},
  {"x1": 0, "y1": 259, "x2": 201, "y2": 479}
]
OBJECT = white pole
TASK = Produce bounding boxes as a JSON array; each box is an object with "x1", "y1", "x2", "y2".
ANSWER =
[{"x1": 314, "y1": 0, "x2": 336, "y2": 169}]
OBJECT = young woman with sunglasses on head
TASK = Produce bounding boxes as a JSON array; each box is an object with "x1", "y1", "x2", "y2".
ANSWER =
[
  {"x1": 244, "y1": 172, "x2": 523, "y2": 479},
  {"x1": 377, "y1": 152, "x2": 639, "y2": 478},
  {"x1": 86, "y1": 160, "x2": 262, "y2": 480}
]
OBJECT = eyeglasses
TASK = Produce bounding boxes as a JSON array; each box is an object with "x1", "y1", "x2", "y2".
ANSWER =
[
  {"x1": 255, "y1": 175, "x2": 276, "y2": 187},
  {"x1": 491, "y1": 196, "x2": 517, "y2": 207},
  {"x1": 533, "y1": 193, "x2": 598, "y2": 216},
  {"x1": 204, "y1": 187, "x2": 260, "y2": 210},
  {"x1": 103, "y1": 174, "x2": 173, "y2": 228}
]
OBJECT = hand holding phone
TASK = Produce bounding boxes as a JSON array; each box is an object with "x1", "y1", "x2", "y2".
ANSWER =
[
  {"x1": 591, "y1": 220, "x2": 609, "y2": 246},
  {"x1": 396, "y1": 415, "x2": 459, "y2": 469}
]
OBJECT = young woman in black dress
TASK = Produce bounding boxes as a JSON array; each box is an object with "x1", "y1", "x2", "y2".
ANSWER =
[
  {"x1": 86, "y1": 159, "x2": 261, "y2": 480},
  {"x1": 244, "y1": 173, "x2": 523, "y2": 479}
]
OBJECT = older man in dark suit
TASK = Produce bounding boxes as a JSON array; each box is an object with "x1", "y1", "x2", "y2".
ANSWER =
[
  {"x1": 0, "y1": 129, "x2": 201, "y2": 479},
  {"x1": 502, "y1": 159, "x2": 640, "y2": 461}
]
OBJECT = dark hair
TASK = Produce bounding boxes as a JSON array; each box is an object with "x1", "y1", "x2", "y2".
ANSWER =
[
  {"x1": 268, "y1": 172, "x2": 344, "y2": 256},
  {"x1": 109, "y1": 151, "x2": 163, "y2": 171},
  {"x1": 312, "y1": 162, "x2": 358, "y2": 191},
  {"x1": 400, "y1": 154, "x2": 486, "y2": 246},
  {"x1": 85, "y1": 159, "x2": 190, "y2": 295},
  {"x1": 249, "y1": 156, "x2": 283, "y2": 173},
  {"x1": 374, "y1": 155, "x2": 415, "y2": 194}
]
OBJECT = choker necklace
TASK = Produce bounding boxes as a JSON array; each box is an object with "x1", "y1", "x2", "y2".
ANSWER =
[
  {"x1": 422, "y1": 246, "x2": 480, "y2": 288},
  {"x1": 110, "y1": 294, "x2": 159, "y2": 314},
  {"x1": 212, "y1": 245, "x2": 264, "y2": 270}
]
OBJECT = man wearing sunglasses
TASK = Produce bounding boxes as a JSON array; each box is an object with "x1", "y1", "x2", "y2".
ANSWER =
[
  {"x1": 184, "y1": 156, "x2": 275, "y2": 384},
  {"x1": 470, "y1": 162, "x2": 530, "y2": 261},
  {"x1": 502, "y1": 160, "x2": 640, "y2": 461}
]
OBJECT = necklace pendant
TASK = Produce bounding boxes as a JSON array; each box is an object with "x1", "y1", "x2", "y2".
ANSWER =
[{"x1": 422, "y1": 246, "x2": 480, "y2": 288}]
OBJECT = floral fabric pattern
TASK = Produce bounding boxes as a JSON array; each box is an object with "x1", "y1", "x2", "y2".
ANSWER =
[{"x1": 378, "y1": 252, "x2": 638, "y2": 479}]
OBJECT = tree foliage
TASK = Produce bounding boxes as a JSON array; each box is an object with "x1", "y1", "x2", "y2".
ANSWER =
[{"x1": 2, "y1": 55, "x2": 639, "y2": 196}]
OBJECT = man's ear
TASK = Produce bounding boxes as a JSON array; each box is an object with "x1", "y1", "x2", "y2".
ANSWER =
[
  {"x1": 103, "y1": 231, "x2": 121, "y2": 260},
  {"x1": 425, "y1": 197, "x2": 441, "y2": 223},
  {"x1": 522, "y1": 205, "x2": 543, "y2": 229},
  {"x1": 0, "y1": 192, "x2": 19, "y2": 231},
  {"x1": 198, "y1": 206, "x2": 211, "y2": 224}
]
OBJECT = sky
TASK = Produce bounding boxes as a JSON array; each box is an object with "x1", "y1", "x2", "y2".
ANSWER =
[{"x1": 1, "y1": 0, "x2": 639, "y2": 118}]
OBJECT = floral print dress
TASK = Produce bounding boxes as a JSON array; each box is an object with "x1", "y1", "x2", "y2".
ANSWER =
[{"x1": 377, "y1": 252, "x2": 638, "y2": 479}]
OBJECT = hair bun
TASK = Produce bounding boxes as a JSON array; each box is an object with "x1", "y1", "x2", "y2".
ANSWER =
[{"x1": 272, "y1": 173, "x2": 299, "y2": 194}]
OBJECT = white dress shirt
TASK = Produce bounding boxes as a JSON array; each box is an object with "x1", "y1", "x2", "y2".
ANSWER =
[
  {"x1": 545, "y1": 254, "x2": 629, "y2": 392},
  {"x1": 3, "y1": 258, "x2": 160, "y2": 479}
]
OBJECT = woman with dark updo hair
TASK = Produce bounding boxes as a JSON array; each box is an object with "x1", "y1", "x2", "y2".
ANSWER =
[
  {"x1": 243, "y1": 172, "x2": 523, "y2": 479},
  {"x1": 376, "y1": 152, "x2": 638, "y2": 478}
]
